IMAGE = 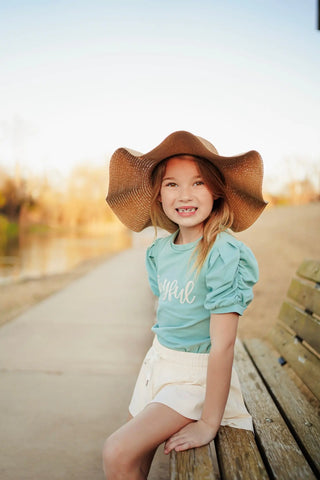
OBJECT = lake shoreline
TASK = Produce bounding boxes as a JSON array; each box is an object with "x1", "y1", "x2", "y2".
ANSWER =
[{"x1": 0, "y1": 252, "x2": 115, "y2": 327}]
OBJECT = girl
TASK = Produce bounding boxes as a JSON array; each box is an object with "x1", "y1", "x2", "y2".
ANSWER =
[{"x1": 103, "y1": 131, "x2": 267, "y2": 479}]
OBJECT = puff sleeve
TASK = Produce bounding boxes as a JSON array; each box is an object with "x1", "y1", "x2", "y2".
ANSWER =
[
  {"x1": 204, "y1": 239, "x2": 259, "y2": 315},
  {"x1": 145, "y1": 242, "x2": 160, "y2": 297}
]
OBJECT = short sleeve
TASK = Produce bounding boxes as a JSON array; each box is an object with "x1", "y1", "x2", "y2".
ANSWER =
[
  {"x1": 204, "y1": 239, "x2": 259, "y2": 315},
  {"x1": 146, "y1": 242, "x2": 160, "y2": 297}
]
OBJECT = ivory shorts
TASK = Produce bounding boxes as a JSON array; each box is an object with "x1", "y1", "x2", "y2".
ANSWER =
[{"x1": 129, "y1": 336, "x2": 253, "y2": 431}]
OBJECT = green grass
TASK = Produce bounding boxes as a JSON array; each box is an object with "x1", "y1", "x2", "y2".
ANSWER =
[{"x1": 0, "y1": 215, "x2": 18, "y2": 238}]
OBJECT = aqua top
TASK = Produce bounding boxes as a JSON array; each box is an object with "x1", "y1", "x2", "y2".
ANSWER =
[{"x1": 146, "y1": 231, "x2": 259, "y2": 353}]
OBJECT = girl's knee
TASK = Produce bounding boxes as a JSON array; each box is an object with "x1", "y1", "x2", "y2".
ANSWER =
[
  {"x1": 102, "y1": 434, "x2": 134, "y2": 478},
  {"x1": 102, "y1": 435, "x2": 121, "y2": 472}
]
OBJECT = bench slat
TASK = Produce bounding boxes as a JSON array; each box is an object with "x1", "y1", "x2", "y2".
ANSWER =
[
  {"x1": 234, "y1": 340, "x2": 316, "y2": 479},
  {"x1": 170, "y1": 443, "x2": 219, "y2": 480},
  {"x1": 215, "y1": 426, "x2": 268, "y2": 480},
  {"x1": 297, "y1": 259, "x2": 320, "y2": 283},
  {"x1": 244, "y1": 338, "x2": 320, "y2": 475},
  {"x1": 287, "y1": 277, "x2": 320, "y2": 317},
  {"x1": 269, "y1": 324, "x2": 320, "y2": 400},
  {"x1": 279, "y1": 301, "x2": 320, "y2": 353}
]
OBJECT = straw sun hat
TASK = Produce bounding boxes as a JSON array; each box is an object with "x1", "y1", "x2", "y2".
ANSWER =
[{"x1": 106, "y1": 130, "x2": 267, "y2": 233}]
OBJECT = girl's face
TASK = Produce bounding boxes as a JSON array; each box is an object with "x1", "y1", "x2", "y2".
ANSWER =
[{"x1": 159, "y1": 156, "x2": 214, "y2": 243}]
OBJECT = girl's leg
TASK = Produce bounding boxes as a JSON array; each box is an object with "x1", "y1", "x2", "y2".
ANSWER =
[
  {"x1": 102, "y1": 402, "x2": 193, "y2": 480},
  {"x1": 126, "y1": 413, "x2": 156, "y2": 477}
]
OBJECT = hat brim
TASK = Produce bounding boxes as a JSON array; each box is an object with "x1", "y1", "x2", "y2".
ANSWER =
[{"x1": 106, "y1": 131, "x2": 267, "y2": 232}]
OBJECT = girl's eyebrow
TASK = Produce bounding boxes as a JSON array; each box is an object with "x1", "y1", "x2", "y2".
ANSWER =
[
  {"x1": 162, "y1": 176, "x2": 176, "y2": 182},
  {"x1": 162, "y1": 175, "x2": 203, "y2": 182}
]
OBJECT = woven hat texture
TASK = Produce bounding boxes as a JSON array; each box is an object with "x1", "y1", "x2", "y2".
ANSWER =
[{"x1": 106, "y1": 130, "x2": 267, "y2": 232}]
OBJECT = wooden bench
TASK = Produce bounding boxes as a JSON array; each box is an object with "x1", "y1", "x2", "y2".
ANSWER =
[{"x1": 170, "y1": 259, "x2": 320, "y2": 479}]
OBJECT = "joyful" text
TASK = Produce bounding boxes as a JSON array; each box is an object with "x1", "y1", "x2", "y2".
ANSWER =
[{"x1": 158, "y1": 277, "x2": 196, "y2": 304}]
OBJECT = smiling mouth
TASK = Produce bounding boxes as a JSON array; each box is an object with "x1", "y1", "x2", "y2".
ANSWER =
[{"x1": 176, "y1": 208, "x2": 197, "y2": 213}]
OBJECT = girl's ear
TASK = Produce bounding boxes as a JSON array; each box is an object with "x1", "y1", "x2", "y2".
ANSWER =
[{"x1": 158, "y1": 193, "x2": 162, "y2": 203}]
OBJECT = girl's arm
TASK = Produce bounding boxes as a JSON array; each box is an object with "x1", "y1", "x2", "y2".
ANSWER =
[
  {"x1": 201, "y1": 312, "x2": 239, "y2": 431},
  {"x1": 164, "y1": 312, "x2": 239, "y2": 453}
]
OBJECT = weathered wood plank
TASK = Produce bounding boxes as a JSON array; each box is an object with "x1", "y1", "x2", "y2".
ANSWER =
[
  {"x1": 244, "y1": 338, "x2": 320, "y2": 475},
  {"x1": 279, "y1": 301, "x2": 320, "y2": 353},
  {"x1": 297, "y1": 259, "x2": 320, "y2": 283},
  {"x1": 170, "y1": 442, "x2": 219, "y2": 480},
  {"x1": 269, "y1": 324, "x2": 320, "y2": 400},
  {"x1": 287, "y1": 277, "x2": 320, "y2": 317},
  {"x1": 234, "y1": 340, "x2": 316, "y2": 479},
  {"x1": 215, "y1": 426, "x2": 268, "y2": 480}
]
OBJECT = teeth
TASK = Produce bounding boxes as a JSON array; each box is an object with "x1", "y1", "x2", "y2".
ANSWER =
[{"x1": 178, "y1": 208, "x2": 196, "y2": 212}]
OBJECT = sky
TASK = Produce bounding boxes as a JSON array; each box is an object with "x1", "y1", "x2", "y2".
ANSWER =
[{"x1": 0, "y1": 0, "x2": 319, "y2": 193}]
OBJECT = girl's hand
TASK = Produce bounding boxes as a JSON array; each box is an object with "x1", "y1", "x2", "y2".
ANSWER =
[{"x1": 164, "y1": 419, "x2": 218, "y2": 454}]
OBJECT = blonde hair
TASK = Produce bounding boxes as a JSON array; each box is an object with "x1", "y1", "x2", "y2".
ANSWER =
[{"x1": 150, "y1": 155, "x2": 234, "y2": 272}]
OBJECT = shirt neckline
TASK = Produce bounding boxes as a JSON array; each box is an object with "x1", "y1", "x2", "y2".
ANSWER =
[{"x1": 170, "y1": 231, "x2": 202, "y2": 251}]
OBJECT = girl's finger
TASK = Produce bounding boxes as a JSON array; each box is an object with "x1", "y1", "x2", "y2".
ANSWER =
[
  {"x1": 175, "y1": 441, "x2": 193, "y2": 451},
  {"x1": 164, "y1": 438, "x2": 184, "y2": 453},
  {"x1": 165, "y1": 433, "x2": 184, "y2": 448},
  {"x1": 165, "y1": 435, "x2": 193, "y2": 454}
]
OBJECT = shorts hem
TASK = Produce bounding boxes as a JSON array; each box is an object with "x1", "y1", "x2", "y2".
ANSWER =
[{"x1": 129, "y1": 400, "x2": 253, "y2": 432}]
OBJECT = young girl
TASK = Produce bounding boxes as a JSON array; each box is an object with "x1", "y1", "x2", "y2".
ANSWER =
[{"x1": 103, "y1": 131, "x2": 267, "y2": 479}]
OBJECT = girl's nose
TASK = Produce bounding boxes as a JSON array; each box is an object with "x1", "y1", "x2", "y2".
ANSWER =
[{"x1": 179, "y1": 186, "x2": 193, "y2": 201}]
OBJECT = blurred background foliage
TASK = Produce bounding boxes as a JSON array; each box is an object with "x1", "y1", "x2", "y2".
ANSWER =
[
  {"x1": 1, "y1": 156, "x2": 319, "y2": 242},
  {"x1": 0, "y1": 164, "x2": 117, "y2": 242}
]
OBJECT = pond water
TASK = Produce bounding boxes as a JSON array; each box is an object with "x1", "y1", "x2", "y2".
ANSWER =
[{"x1": 0, "y1": 228, "x2": 132, "y2": 285}]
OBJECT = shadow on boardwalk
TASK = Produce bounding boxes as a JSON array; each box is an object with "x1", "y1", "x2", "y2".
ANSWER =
[{"x1": 0, "y1": 247, "x2": 167, "y2": 480}]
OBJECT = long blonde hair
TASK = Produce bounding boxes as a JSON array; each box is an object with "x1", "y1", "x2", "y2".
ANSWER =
[{"x1": 150, "y1": 155, "x2": 234, "y2": 272}]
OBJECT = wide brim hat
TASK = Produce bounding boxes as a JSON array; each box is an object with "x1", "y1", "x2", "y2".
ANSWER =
[{"x1": 106, "y1": 130, "x2": 267, "y2": 232}]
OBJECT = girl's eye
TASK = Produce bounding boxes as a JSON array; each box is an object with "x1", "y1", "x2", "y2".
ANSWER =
[
  {"x1": 165, "y1": 182, "x2": 177, "y2": 187},
  {"x1": 194, "y1": 181, "x2": 204, "y2": 186}
]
